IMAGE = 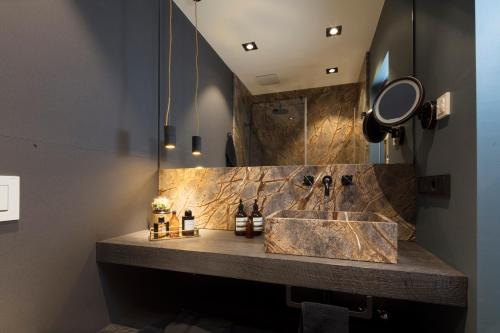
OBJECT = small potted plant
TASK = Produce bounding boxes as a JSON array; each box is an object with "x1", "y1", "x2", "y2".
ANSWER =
[{"x1": 150, "y1": 196, "x2": 171, "y2": 231}]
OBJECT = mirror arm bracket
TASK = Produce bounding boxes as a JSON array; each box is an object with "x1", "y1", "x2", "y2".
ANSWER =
[
  {"x1": 417, "y1": 101, "x2": 437, "y2": 130},
  {"x1": 380, "y1": 126, "x2": 405, "y2": 145}
]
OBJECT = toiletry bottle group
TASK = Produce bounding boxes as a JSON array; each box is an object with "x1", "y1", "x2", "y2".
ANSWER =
[
  {"x1": 235, "y1": 199, "x2": 264, "y2": 237},
  {"x1": 151, "y1": 209, "x2": 197, "y2": 240}
]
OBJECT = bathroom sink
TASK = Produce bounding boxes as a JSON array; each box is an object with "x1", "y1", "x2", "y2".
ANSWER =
[{"x1": 265, "y1": 210, "x2": 398, "y2": 264}]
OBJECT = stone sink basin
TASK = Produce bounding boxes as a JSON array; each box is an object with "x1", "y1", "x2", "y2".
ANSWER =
[{"x1": 265, "y1": 210, "x2": 398, "y2": 264}]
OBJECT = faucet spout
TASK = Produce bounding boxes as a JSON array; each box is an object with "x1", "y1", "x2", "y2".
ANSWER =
[{"x1": 322, "y1": 176, "x2": 333, "y2": 197}]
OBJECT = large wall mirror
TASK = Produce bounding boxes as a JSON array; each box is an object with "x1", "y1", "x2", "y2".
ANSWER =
[{"x1": 174, "y1": 0, "x2": 414, "y2": 167}]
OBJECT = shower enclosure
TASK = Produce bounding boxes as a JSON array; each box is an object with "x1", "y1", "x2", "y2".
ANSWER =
[
  {"x1": 232, "y1": 80, "x2": 368, "y2": 167},
  {"x1": 242, "y1": 93, "x2": 367, "y2": 167},
  {"x1": 248, "y1": 98, "x2": 307, "y2": 166}
]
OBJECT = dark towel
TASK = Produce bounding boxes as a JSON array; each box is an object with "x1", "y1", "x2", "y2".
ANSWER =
[
  {"x1": 299, "y1": 302, "x2": 349, "y2": 333},
  {"x1": 225, "y1": 133, "x2": 237, "y2": 167}
]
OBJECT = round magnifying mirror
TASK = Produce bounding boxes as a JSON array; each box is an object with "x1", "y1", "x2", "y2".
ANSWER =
[
  {"x1": 373, "y1": 76, "x2": 424, "y2": 126},
  {"x1": 363, "y1": 111, "x2": 387, "y2": 143}
]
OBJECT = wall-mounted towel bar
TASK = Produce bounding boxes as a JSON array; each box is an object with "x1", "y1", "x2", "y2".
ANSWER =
[{"x1": 285, "y1": 286, "x2": 374, "y2": 320}]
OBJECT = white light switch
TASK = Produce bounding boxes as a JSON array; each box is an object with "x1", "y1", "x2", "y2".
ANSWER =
[
  {"x1": 0, "y1": 176, "x2": 20, "y2": 222},
  {"x1": 436, "y1": 92, "x2": 451, "y2": 120},
  {"x1": 0, "y1": 185, "x2": 8, "y2": 211}
]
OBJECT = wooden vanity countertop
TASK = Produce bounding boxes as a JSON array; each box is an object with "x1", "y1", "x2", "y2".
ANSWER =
[{"x1": 96, "y1": 229, "x2": 467, "y2": 307}]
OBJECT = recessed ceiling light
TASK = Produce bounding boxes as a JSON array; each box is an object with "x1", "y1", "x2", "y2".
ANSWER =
[
  {"x1": 289, "y1": 117, "x2": 294, "y2": 121},
  {"x1": 326, "y1": 67, "x2": 339, "y2": 74},
  {"x1": 242, "y1": 42, "x2": 258, "y2": 51},
  {"x1": 326, "y1": 25, "x2": 342, "y2": 37}
]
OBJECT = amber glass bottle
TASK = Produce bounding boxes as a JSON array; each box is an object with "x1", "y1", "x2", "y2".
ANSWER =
[
  {"x1": 169, "y1": 211, "x2": 180, "y2": 238},
  {"x1": 245, "y1": 217, "x2": 254, "y2": 238},
  {"x1": 251, "y1": 200, "x2": 263, "y2": 236},
  {"x1": 235, "y1": 199, "x2": 247, "y2": 236}
]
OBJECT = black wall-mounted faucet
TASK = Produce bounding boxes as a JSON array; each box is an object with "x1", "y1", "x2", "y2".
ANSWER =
[{"x1": 322, "y1": 176, "x2": 333, "y2": 197}]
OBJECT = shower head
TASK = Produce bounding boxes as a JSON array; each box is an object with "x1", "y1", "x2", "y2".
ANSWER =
[{"x1": 272, "y1": 102, "x2": 289, "y2": 115}]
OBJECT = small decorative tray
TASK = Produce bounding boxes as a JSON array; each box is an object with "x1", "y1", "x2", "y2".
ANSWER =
[{"x1": 149, "y1": 228, "x2": 200, "y2": 241}]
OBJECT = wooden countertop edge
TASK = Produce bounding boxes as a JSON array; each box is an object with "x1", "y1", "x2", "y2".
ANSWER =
[{"x1": 96, "y1": 234, "x2": 467, "y2": 307}]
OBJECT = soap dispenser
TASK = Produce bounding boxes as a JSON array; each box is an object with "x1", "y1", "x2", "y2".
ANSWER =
[
  {"x1": 235, "y1": 199, "x2": 247, "y2": 236},
  {"x1": 182, "y1": 209, "x2": 195, "y2": 236},
  {"x1": 251, "y1": 199, "x2": 264, "y2": 236}
]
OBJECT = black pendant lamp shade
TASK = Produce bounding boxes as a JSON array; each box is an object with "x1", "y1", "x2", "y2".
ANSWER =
[
  {"x1": 164, "y1": 125, "x2": 176, "y2": 149},
  {"x1": 192, "y1": 135, "x2": 202, "y2": 156}
]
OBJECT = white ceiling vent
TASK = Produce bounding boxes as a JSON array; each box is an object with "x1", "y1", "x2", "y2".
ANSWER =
[{"x1": 256, "y1": 74, "x2": 280, "y2": 86}]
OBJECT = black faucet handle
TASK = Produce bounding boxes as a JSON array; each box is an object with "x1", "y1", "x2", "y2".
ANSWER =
[
  {"x1": 341, "y1": 175, "x2": 353, "y2": 186},
  {"x1": 303, "y1": 175, "x2": 315, "y2": 187}
]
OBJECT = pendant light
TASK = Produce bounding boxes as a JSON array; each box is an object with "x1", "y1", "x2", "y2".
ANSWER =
[
  {"x1": 164, "y1": 0, "x2": 176, "y2": 150},
  {"x1": 192, "y1": 0, "x2": 202, "y2": 156}
]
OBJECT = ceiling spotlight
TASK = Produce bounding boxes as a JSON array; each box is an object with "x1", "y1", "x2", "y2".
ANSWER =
[
  {"x1": 242, "y1": 42, "x2": 258, "y2": 51},
  {"x1": 326, "y1": 25, "x2": 342, "y2": 37},
  {"x1": 326, "y1": 67, "x2": 339, "y2": 74}
]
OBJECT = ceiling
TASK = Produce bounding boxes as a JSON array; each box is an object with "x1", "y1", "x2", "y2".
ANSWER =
[{"x1": 173, "y1": 0, "x2": 385, "y2": 95}]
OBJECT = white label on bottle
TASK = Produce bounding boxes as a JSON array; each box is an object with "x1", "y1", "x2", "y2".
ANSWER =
[
  {"x1": 235, "y1": 217, "x2": 247, "y2": 231},
  {"x1": 184, "y1": 219, "x2": 195, "y2": 231},
  {"x1": 253, "y1": 217, "x2": 264, "y2": 231}
]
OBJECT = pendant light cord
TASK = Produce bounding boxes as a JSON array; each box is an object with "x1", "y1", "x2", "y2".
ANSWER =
[
  {"x1": 157, "y1": 0, "x2": 162, "y2": 191},
  {"x1": 165, "y1": 0, "x2": 173, "y2": 126},
  {"x1": 194, "y1": 0, "x2": 200, "y2": 135}
]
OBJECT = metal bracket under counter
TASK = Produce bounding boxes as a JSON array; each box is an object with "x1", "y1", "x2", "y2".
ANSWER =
[{"x1": 285, "y1": 285, "x2": 374, "y2": 320}]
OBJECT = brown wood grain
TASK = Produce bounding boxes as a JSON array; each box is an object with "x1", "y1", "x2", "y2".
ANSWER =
[{"x1": 96, "y1": 230, "x2": 467, "y2": 307}]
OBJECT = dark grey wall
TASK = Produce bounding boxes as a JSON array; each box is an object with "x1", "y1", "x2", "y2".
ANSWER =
[
  {"x1": 476, "y1": 1, "x2": 500, "y2": 332},
  {"x1": 160, "y1": 2, "x2": 233, "y2": 169},
  {"x1": 0, "y1": 0, "x2": 233, "y2": 331},
  {"x1": 368, "y1": 0, "x2": 414, "y2": 164},
  {"x1": 414, "y1": 0, "x2": 476, "y2": 332},
  {"x1": 0, "y1": 1, "x2": 158, "y2": 331}
]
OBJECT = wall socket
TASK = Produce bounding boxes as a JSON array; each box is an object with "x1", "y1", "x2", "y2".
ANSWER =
[{"x1": 436, "y1": 92, "x2": 451, "y2": 120}]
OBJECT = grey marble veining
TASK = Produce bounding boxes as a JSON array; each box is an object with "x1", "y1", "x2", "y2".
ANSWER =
[
  {"x1": 265, "y1": 210, "x2": 398, "y2": 264},
  {"x1": 159, "y1": 164, "x2": 416, "y2": 240}
]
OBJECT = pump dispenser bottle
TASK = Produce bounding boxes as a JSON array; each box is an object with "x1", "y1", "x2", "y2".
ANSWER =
[
  {"x1": 235, "y1": 199, "x2": 247, "y2": 236},
  {"x1": 251, "y1": 199, "x2": 264, "y2": 236}
]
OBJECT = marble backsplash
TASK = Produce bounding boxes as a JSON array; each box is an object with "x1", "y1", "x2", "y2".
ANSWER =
[{"x1": 159, "y1": 164, "x2": 416, "y2": 240}]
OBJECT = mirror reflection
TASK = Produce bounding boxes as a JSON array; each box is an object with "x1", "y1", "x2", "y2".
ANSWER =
[{"x1": 175, "y1": 0, "x2": 414, "y2": 166}]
